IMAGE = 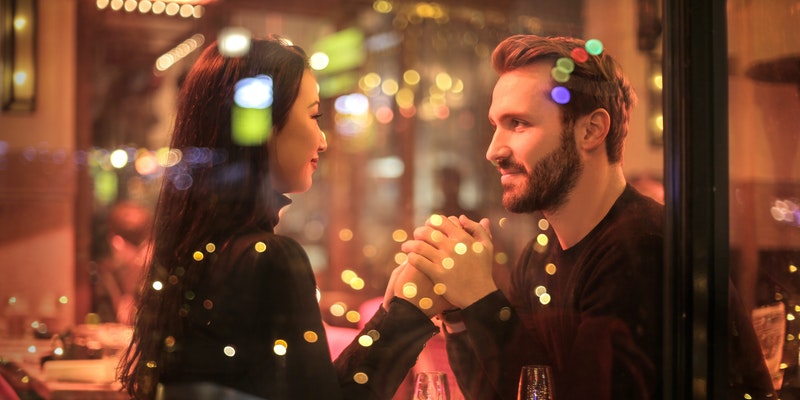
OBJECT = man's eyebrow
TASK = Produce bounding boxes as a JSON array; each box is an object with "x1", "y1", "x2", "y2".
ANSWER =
[{"x1": 490, "y1": 111, "x2": 528, "y2": 123}]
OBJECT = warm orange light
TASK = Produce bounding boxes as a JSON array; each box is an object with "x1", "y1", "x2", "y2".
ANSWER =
[{"x1": 168, "y1": 0, "x2": 216, "y2": 4}]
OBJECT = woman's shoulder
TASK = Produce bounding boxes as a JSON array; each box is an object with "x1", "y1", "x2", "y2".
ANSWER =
[
  {"x1": 193, "y1": 231, "x2": 313, "y2": 294},
  {"x1": 224, "y1": 231, "x2": 307, "y2": 261}
]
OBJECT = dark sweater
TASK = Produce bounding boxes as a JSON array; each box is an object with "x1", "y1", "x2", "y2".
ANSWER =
[
  {"x1": 444, "y1": 185, "x2": 665, "y2": 399},
  {"x1": 160, "y1": 197, "x2": 438, "y2": 399}
]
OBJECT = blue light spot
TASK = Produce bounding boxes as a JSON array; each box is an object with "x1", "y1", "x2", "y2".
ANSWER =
[
  {"x1": 232, "y1": 75, "x2": 274, "y2": 146},
  {"x1": 234, "y1": 75, "x2": 273, "y2": 109},
  {"x1": 551, "y1": 86, "x2": 571, "y2": 104}
]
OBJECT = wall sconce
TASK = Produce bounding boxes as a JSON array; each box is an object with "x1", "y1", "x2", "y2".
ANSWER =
[
  {"x1": 647, "y1": 53, "x2": 664, "y2": 147},
  {"x1": 1, "y1": 0, "x2": 36, "y2": 112}
]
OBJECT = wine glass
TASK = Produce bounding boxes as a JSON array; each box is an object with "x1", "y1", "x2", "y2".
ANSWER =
[
  {"x1": 413, "y1": 371, "x2": 450, "y2": 400},
  {"x1": 517, "y1": 365, "x2": 554, "y2": 400}
]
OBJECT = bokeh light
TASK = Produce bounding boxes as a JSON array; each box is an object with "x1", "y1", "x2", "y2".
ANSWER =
[
  {"x1": 232, "y1": 75, "x2": 274, "y2": 146},
  {"x1": 109, "y1": 149, "x2": 129, "y2": 169},
  {"x1": 585, "y1": 39, "x2": 604, "y2": 55},
  {"x1": 310, "y1": 52, "x2": 329, "y2": 70},
  {"x1": 403, "y1": 69, "x2": 420, "y2": 85},
  {"x1": 433, "y1": 283, "x2": 447, "y2": 295},
  {"x1": 304, "y1": 331, "x2": 319, "y2": 343},
  {"x1": 392, "y1": 229, "x2": 408, "y2": 242},
  {"x1": 545, "y1": 263, "x2": 557, "y2": 275},
  {"x1": 373, "y1": 0, "x2": 392, "y2": 13},
  {"x1": 273, "y1": 340, "x2": 287, "y2": 356},
  {"x1": 354, "y1": 372, "x2": 369, "y2": 384},
  {"x1": 442, "y1": 257, "x2": 454, "y2": 269},
  {"x1": 358, "y1": 334, "x2": 374, "y2": 347},
  {"x1": 570, "y1": 47, "x2": 589, "y2": 63},
  {"x1": 551, "y1": 86, "x2": 570, "y2": 104},
  {"x1": 402, "y1": 282, "x2": 418, "y2": 298},
  {"x1": 219, "y1": 27, "x2": 252, "y2": 57}
]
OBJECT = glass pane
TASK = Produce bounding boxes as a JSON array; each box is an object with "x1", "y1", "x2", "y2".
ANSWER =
[
  {"x1": 0, "y1": 0, "x2": 666, "y2": 399},
  {"x1": 728, "y1": 0, "x2": 800, "y2": 396}
]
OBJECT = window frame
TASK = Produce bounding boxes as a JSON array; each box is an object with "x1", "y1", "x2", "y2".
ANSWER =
[{"x1": 662, "y1": 0, "x2": 729, "y2": 398}]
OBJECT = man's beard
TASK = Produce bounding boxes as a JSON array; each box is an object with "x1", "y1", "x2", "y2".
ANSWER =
[{"x1": 500, "y1": 126, "x2": 583, "y2": 214}]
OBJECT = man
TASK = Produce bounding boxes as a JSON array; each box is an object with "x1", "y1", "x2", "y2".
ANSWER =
[
  {"x1": 391, "y1": 34, "x2": 661, "y2": 399},
  {"x1": 393, "y1": 34, "x2": 773, "y2": 399}
]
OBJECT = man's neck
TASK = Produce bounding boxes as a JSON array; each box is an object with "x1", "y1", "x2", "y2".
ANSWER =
[{"x1": 543, "y1": 164, "x2": 626, "y2": 250}]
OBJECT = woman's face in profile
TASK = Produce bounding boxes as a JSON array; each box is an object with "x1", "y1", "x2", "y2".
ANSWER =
[{"x1": 269, "y1": 70, "x2": 327, "y2": 193}]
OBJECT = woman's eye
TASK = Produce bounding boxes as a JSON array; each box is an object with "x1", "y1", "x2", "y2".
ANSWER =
[{"x1": 312, "y1": 113, "x2": 323, "y2": 120}]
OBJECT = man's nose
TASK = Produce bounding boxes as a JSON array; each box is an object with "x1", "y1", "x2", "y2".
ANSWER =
[{"x1": 485, "y1": 130, "x2": 506, "y2": 164}]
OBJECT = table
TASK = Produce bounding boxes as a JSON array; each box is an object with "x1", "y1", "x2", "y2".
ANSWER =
[{"x1": 0, "y1": 337, "x2": 127, "y2": 400}]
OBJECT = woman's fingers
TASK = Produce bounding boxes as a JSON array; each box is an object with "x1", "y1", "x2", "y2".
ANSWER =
[
  {"x1": 401, "y1": 240, "x2": 443, "y2": 276},
  {"x1": 383, "y1": 263, "x2": 406, "y2": 309},
  {"x1": 459, "y1": 216, "x2": 493, "y2": 242}
]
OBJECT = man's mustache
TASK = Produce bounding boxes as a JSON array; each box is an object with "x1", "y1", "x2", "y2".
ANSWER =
[{"x1": 495, "y1": 157, "x2": 525, "y2": 173}]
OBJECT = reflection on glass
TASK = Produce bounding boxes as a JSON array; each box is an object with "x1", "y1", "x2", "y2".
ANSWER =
[
  {"x1": 728, "y1": 0, "x2": 800, "y2": 396},
  {"x1": 414, "y1": 371, "x2": 450, "y2": 400},
  {"x1": 517, "y1": 365, "x2": 553, "y2": 400}
]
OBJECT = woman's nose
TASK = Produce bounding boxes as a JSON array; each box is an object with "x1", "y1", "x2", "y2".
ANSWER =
[{"x1": 319, "y1": 129, "x2": 328, "y2": 152}]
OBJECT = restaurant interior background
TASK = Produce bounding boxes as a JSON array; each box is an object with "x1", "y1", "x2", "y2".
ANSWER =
[{"x1": 0, "y1": 0, "x2": 797, "y2": 397}]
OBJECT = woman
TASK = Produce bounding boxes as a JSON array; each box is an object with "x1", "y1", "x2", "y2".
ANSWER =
[{"x1": 118, "y1": 36, "x2": 438, "y2": 400}]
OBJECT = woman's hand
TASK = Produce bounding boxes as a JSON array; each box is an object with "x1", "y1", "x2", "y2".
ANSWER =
[{"x1": 401, "y1": 214, "x2": 497, "y2": 309}]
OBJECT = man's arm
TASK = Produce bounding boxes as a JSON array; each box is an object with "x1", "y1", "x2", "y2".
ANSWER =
[
  {"x1": 441, "y1": 311, "x2": 500, "y2": 400},
  {"x1": 441, "y1": 292, "x2": 545, "y2": 400}
]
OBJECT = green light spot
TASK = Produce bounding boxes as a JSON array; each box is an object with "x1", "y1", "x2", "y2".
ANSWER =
[
  {"x1": 551, "y1": 67, "x2": 570, "y2": 83},
  {"x1": 556, "y1": 57, "x2": 575, "y2": 73},
  {"x1": 585, "y1": 39, "x2": 603, "y2": 56},
  {"x1": 232, "y1": 105, "x2": 272, "y2": 146}
]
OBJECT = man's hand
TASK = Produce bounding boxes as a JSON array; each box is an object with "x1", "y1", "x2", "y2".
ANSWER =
[{"x1": 402, "y1": 214, "x2": 497, "y2": 309}]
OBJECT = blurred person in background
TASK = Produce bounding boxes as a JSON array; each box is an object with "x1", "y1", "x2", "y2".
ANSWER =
[
  {"x1": 433, "y1": 165, "x2": 481, "y2": 223},
  {"x1": 90, "y1": 200, "x2": 153, "y2": 325}
]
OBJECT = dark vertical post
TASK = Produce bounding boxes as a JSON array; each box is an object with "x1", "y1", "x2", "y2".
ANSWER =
[{"x1": 662, "y1": 0, "x2": 729, "y2": 398}]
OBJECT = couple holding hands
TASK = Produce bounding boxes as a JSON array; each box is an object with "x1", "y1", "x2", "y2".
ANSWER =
[{"x1": 117, "y1": 31, "x2": 773, "y2": 400}]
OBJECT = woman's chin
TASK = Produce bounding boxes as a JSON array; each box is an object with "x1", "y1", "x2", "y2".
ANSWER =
[{"x1": 287, "y1": 182, "x2": 313, "y2": 194}]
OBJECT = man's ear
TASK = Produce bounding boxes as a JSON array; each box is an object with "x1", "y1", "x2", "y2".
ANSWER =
[{"x1": 578, "y1": 108, "x2": 611, "y2": 151}]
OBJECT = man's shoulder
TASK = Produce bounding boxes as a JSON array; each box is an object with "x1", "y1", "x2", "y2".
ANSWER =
[
  {"x1": 579, "y1": 188, "x2": 664, "y2": 260},
  {"x1": 612, "y1": 186, "x2": 665, "y2": 233}
]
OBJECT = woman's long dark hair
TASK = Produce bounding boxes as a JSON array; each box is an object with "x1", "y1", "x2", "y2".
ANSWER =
[{"x1": 118, "y1": 36, "x2": 309, "y2": 399}]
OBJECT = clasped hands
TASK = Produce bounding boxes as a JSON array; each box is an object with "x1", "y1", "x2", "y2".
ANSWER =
[{"x1": 383, "y1": 214, "x2": 498, "y2": 318}]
